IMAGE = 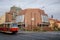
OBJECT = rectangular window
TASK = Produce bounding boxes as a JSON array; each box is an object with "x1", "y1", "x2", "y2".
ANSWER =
[
  {"x1": 11, "y1": 23, "x2": 18, "y2": 27},
  {"x1": 16, "y1": 15, "x2": 24, "y2": 22},
  {"x1": 41, "y1": 15, "x2": 49, "y2": 23}
]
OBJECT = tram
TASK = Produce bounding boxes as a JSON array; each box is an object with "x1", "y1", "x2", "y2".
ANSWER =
[{"x1": 0, "y1": 22, "x2": 19, "y2": 34}]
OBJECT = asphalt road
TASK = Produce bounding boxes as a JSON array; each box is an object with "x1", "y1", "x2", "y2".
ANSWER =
[{"x1": 0, "y1": 31, "x2": 60, "y2": 40}]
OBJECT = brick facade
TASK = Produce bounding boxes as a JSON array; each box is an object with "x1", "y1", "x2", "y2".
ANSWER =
[
  {"x1": 0, "y1": 7, "x2": 50, "y2": 31},
  {"x1": 18, "y1": 9, "x2": 49, "y2": 30}
]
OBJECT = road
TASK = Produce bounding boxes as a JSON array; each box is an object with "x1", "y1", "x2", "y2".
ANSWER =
[{"x1": 0, "y1": 31, "x2": 60, "y2": 40}]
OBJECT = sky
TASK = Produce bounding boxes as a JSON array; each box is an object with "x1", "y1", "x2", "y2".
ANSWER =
[{"x1": 0, "y1": 0, "x2": 60, "y2": 20}]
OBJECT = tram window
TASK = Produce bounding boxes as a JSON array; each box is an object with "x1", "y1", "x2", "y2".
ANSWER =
[
  {"x1": 7, "y1": 24, "x2": 10, "y2": 27},
  {"x1": 0, "y1": 25, "x2": 2, "y2": 28},
  {"x1": 11, "y1": 23, "x2": 18, "y2": 27},
  {"x1": 0, "y1": 24, "x2": 5, "y2": 28},
  {"x1": 5, "y1": 24, "x2": 7, "y2": 28},
  {"x1": 0, "y1": 25, "x2": 1, "y2": 28},
  {"x1": 5, "y1": 24, "x2": 10, "y2": 28},
  {"x1": 2, "y1": 24, "x2": 3, "y2": 28},
  {"x1": 4, "y1": 24, "x2": 5, "y2": 27}
]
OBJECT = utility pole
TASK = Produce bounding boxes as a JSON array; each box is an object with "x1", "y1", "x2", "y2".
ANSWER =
[{"x1": 31, "y1": 12, "x2": 32, "y2": 31}]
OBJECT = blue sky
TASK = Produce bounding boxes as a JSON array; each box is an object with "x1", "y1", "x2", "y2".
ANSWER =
[{"x1": 0, "y1": 0, "x2": 60, "y2": 20}]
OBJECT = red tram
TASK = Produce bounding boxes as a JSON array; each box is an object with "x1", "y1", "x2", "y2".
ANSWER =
[{"x1": 0, "y1": 22, "x2": 19, "y2": 34}]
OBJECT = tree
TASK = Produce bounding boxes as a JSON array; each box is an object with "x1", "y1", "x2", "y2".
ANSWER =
[{"x1": 53, "y1": 22, "x2": 58, "y2": 31}]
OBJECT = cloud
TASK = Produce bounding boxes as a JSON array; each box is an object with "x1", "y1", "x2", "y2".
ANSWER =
[{"x1": 0, "y1": 0, "x2": 60, "y2": 20}]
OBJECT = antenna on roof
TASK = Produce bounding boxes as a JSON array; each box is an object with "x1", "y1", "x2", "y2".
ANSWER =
[{"x1": 51, "y1": 15, "x2": 53, "y2": 18}]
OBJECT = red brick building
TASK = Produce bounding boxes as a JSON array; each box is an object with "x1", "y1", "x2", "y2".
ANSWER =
[
  {"x1": 0, "y1": 12, "x2": 13, "y2": 24},
  {"x1": 18, "y1": 8, "x2": 49, "y2": 30},
  {"x1": 0, "y1": 6, "x2": 49, "y2": 30}
]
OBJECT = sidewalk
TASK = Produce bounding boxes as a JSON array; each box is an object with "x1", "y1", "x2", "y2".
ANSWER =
[
  {"x1": 18, "y1": 30, "x2": 60, "y2": 34},
  {"x1": 18, "y1": 30, "x2": 36, "y2": 33}
]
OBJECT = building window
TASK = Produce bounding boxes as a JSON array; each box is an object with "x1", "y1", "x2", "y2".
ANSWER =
[
  {"x1": 41, "y1": 15, "x2": 49, "y2": 23},
  {"x1": 16, "y1": 15, "x2": 24, "y2": 22}
]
